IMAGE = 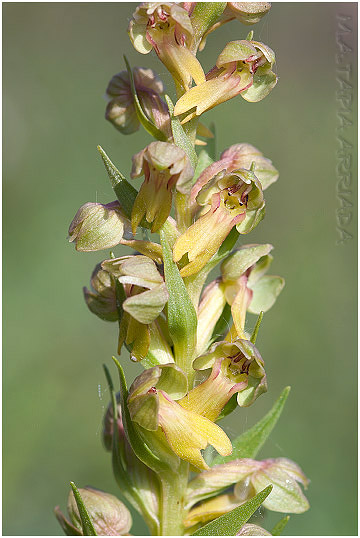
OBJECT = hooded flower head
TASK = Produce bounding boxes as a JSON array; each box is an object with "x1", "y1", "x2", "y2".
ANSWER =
[
  {"x1": 173, "y1": 169, "x2": 264, "y2": 277},
  {"x1": 105, "y1": 67, "x2": 170, "y2": 137},
  {"x1": 127, "y1": 364, "x2": 232, "y2": 470},
  {"x1": 185, "y1": 457, "x2": 309, "y2": 526},
  {"x1": 192, "y1": 338, "x2": 267, "y2": 410},
  {"x1": 129, "y1": 3, "x2": 205, "y2": 91},
  {"x1": 174, "y1": 37, "x2": 276, "y2": 123},
  {"x1": 191, "y1": 142, "x2": 279, "y2": 206},
  {"x1": 130, "y1": 141, "x2": 193, "y2": 233}
]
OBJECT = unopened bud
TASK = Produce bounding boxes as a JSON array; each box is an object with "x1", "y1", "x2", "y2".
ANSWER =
[
  {"x1": 226, "y1": 2, "x2": 271, "y2": 25},
  {"x1": 68, "y1": 201, "x2": 132, "y2": 252},
  {"x1": 67, "y1": 487, "x2": 132, "y2": 536}
]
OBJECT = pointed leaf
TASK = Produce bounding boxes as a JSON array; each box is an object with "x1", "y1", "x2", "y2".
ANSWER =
[
  {"x1": 164, "y1": 94, "x2": 197, "y2": 169},
  {"x1": 192, "y1": 485, "x2": 273, "y2": 536},
  {"x1": 160, "y1": 224, "x2": 197, "y2": 381},
  {"x1": 124, "y1": 56, "x2": 167, "y2": 141},
  {"x1": 271, "y1": 515, "x2": 290, "y2": 536},
  {"x1": 69, "y1": 483, "x2": 97, "y2": 536},
  {"x1": 212, "y1": 387, "x2": 290, "y2": 465},
  {"x1": 97, "y1": 145, "x2": 138, "y2": 219},
  {"x1": 193, "y1": 148, "x2": 214, "y2": 184}
]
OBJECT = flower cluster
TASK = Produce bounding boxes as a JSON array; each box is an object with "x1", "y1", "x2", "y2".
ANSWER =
[{"x1": 58, "y1": 3, "x2": 309, "y2": 536}]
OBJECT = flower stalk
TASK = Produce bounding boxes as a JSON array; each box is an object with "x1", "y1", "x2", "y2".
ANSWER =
[{"x1": 58, "y1": 3, "x2": 310, "y2": 536}]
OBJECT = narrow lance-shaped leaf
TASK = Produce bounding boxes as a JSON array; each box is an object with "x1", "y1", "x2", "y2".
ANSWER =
[
  {"x1": 192, "y1": 485, "x2": 273, "y2": 536},
  {"x1": 165, "y1": 94, "x2": 197, "y2": 169},
  {"x1": 97, "y1": 145, "x2": 138, "y2": 219},
  {"x1": 212, "y1": 387, "x2": 290, "y2": 465},
  {"x1": 160, "y1": 224, "x2": 197, "y2": 383},
  {"x1": 250, "y1": 311, "x2": 264, "y2": 344},
  {"x1": 271, "y1": 515, "x2": 290, "y2": 536},
  {"x1": 112, "y1": 357, "x2": 170, "y2": 474},
  {"x1": 69, "y1": 482, "x2": 97, "y2": 536},
  {"x1": 124, "y1": 55, "x2": 167, "y2": 142}
]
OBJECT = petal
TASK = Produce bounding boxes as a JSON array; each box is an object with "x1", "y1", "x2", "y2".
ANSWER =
[
  {"x1": 128, "y1": 20, "x2": 153, "y2": 54},
  {"x1": 268, "y1": 457, "x2": 310, "y2": 488},
  {"x1": 173, "y1": 205, "x2": 235, "y2": 277},
  {"x1": 248, "y1": 275, "x2": 285, "y2": 314},
  {"x1": 221, "y1": 244, "x2": 273, "y2": 282},
  {"x1": 184, "y1": 493, "x2": 240, "y2": 528},
  {"x1": 122, "y1": 283, "x2": 169, "y2": 325},
  {"x1": 102, "y1": 255, "x2": 163, "y2": 288},
  {"x1": 241, "y1": 65, "x2": 277, "y2": 102},
  {"x1": 196, "y1": 280, "x2": 227, "y2": 355},
  {"x1": 252, "y1": 466, "x2": 310, "y2": 513},
  {"x1": 179, "y1": 358, "x2": 248, "y2": 421},
  {"x1": 216, "y1": 40, "x2": 258, "y2": 66},
  {"x1": 158, "y1": 392, "x2": 232, "y2": 470},
  {"x1": 186, "y1": 459, "x2": 262, "y2": 506}
]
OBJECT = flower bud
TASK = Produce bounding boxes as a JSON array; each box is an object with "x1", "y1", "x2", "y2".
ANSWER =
[
  {"x1": 67, "y1": 487, "x2": 132, "y2": 536},
  {"x1": 68, "y1": 201, "x2": 132, "y2": 252},
  {"x1": 226, "y1": 2, "x2": 271, "y2": 25},
  {"x1": 105, "y1": 67, "x2": 171, "y2": 137},
  {"x1": 237, "y1": 523, "x2": 271, "y2": 535}
]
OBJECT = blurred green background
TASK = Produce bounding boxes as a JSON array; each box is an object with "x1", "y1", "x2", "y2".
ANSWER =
[{"x1": 3, "y1": 2, "x2": 357, "y2": 536}]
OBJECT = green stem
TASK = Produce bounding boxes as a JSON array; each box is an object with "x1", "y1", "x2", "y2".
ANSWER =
[
  {"x1": 158, "y1": 462, "x2": 189, "y2": 536},
  {"x1": 175, "y1": 192, "x2": 192, "y2": 234}
]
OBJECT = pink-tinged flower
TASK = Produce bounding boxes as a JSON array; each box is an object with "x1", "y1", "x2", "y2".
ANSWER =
[
  {"x1": 105, "y1": 67, "x2": 171, "y2": 137},
  {"x1": 191, "y1": 338, "x2": 267, "y2": 411},
  {"x1": 129, "y1": 3, "x2": 205, "y2": 91},
  {"x1": 130, "y1": 141, "x2": 193, "y2": 233},
  {"x1": 127, "y1": 364, "x2": 232, "y2": 470},
  {"x1": 191, "y1": 142, "x2": 279, "y2": 206},
  {"x1": 173, "y1": 169, "x2": 264, "y2": 277},
  {"x1": 174, "y1": 38, "x2": 276, "y2": 123},
  {"x1": 185, "y1": 457, "x2": 309, "y2": 525}
]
